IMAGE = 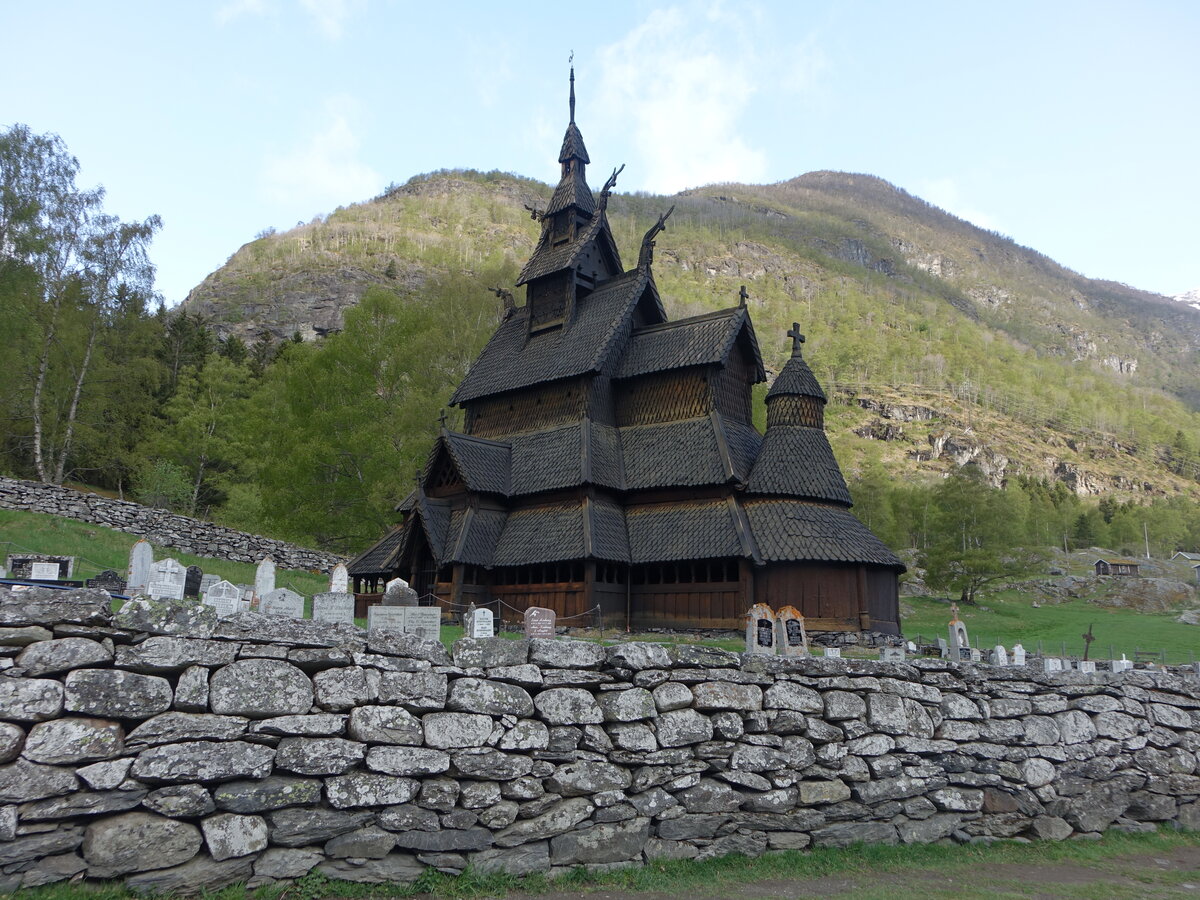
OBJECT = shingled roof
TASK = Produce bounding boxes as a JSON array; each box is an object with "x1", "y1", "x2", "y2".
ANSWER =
[
  {"x1": 546, "y1": 164, "x2": 595, "y2": 217},
  {"x1": 745, "y1": 426, "x2": 852, "y2": 505},
  {"x1": 492, "y1": 499, "x2": 630, "y2": 566},
  {"x1": 621, "y1": 417, "x2": 733, "y2": 490},
  {"x1": 430, "y1": 432, "x2": 511, "y2": 495},
  {"x1": 767, "y1": 348, "x2": 826, "y2": 402},
  {"x1": 615, "y1": 306, "x2": 766, "y2": 382},
  {"x1": 744, "y1": 500, "x2": 904, "y2": 568},
  {"x1": 346, "y1": 526, "x2": 404, "y2": 576},
  {"x1": 452, "y1": 268, "x2": 652, "y2": 404},
  {"x1": 626, "y1": 500, "x2": 745, "y2": 563},
  {"x1": 442, "y1": 506, "x2": 508, "y2": 567}
]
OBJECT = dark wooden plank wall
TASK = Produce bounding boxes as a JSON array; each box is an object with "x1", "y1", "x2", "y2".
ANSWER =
[{"x1": 631, "y1": 582, "x2": 743, "y2": 630}]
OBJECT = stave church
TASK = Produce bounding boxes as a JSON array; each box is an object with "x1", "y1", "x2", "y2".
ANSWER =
[{"x1": 348, "y1": 71, "x2": 904, "y2": 635}]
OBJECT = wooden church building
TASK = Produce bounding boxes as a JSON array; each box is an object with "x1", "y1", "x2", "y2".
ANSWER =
[{"x1": 348, "y1": 72, "x2": 904, "y2": 635}]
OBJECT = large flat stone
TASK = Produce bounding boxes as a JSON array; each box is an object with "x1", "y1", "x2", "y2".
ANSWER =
[
  {"x1": 64, "y1": 670, "x2": 173, "y2": 719},
  {"x1": 0, "y1": 678, "x2": 63, "y2": 722},
  {"x1": 0, "y1": 758, "x2": 78, "y2": 803},
  {"x1": 115, "y1": 637, "x2": 238, "y2": 672},
  {"x1": 447, "y1": 677, "x2": 534, "y2": 716},
  {"x1": 126, "y1": 712, "x2": 248, "y2": 747},
  {"x1": 209, "y1": 659, "x2": 313, "y2": 718},
  {"x1": 18, "y1": 637, "x2": 113, "y2": 675},
  {"x1": 201, "y1": 812, "x2": 269, "y2": 860},
  {"x1": 268, "y1": 807, "x2": 373, "y2": 847},
  {"x1": 326, "y1": 772, "x2": 419, "y2": 808},
  {"x1": 82, "y1": 812, "x2": 202, "y2": 878},
  {"x1": 125, "y1": 853, "x2": 254, "y2": 896},
  {"x1": 0, "y1": 587, "x2": 112, "y2": 627},
  {"x1": 114, "y1": 595, "x2": 217, "y2": 637},
  {"x1": 213, "y1": 775, "x2": 322, "y2": 812},
  {"x1": 549, "y1": 817, "x2": 650, "y2": 865},
  {"x1": 23, "y1": 717, "x2": 123, "y2": 764},
  {"x1": 349, "y1": 706, "x2": 424, "y2": 744},
  {"x1": 131, "y1": 740, "x2": 275, "y2": 783}
]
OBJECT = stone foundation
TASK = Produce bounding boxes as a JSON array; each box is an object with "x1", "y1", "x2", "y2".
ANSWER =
[{"x1": 1, "y1": 586, "x2": 1199, "y2": 893}]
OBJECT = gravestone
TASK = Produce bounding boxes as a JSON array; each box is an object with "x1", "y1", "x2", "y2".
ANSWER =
[
  {"x1": 202, "y1": 580, "x2": 242, "y2": 617},
  {"x1": 1111, "y1": 655, "x2": 1134, "y2": 673},
  {"x1": 255, "y1": 557, "x2": 276, "y2": 600},
  {"x1": 312, "y1": 592, "x2": 356, "y2": 624},
  {"x1": 880, "y1": 646, "x2": 906, "y2": 663},
  {"x1": 992, "y1": 645, "x2": 1009, "y2": 666},
  {"x1": 383, "y1": 577, "x2": 419, "y2": 606},
  {"x1": 329, "y1": 563, "x2": 349, "y2": 593},
  {"x1": 774, "y1": 605, "x2": 808, "y2": 657},
  {"x1": 368, "y1": 605, "x2": 408, "y2": 631},
  {"x1": 86, "y1": 570, "x2": 127, "y2": 594},
  {"x1": 30, "y1": 561, "x2": 61, "y2": 581},
  {"x1": 905, "y1": 640, "x2": 917, "y2": 653},
  {"x1": 524, "y1": 607, "x2": 556, "y2": 639},
  {"x1": 745, "y1": 603, "x2": 776, "y2": 655},
  {"x1": 1012, "y1": 643, "x2": 1026, "y2": 666},
  {"x1": 127, "y1": 540, "x2": 154, "y2": 595},
  {"x1": 935, "y1": 637, "x2": 949, "y2": 658},
  {"x1": 1078, "y1": 660, "x2": 1097, "y2": 674},
  {"x1": 403, "y1": 607, "x2": 439, "y2": 641},
  {"x1": 199, "y1": 573, "x2": 219, "y2": 594},
  {"x1": 184, "y1": 565, "x2": 203, "y2": 598},
  {"x1": 968, "y1": 648, "x2": 983, "y2": 663},
  {"x1": 467, "y1": 605, "x2": 495, "y2": 639},
  {"x1": 947, "y1": 604, "x2": 971, "y2": 661},
  {"x1": 260, "y1": 587, "x2": 304, "y2": 618},
  {"x1": 824, "y1": 647, "x2": 842, "y2": 659},
  {"x1": 147, "y1": 558, "x2": 187, "y2": 601},
  {"x1": 1043, "y1": 657, "x2": 1063, "y2": 673},
  {"x1": 237, "y1": 585, "x2": 255, "y2": 602}
]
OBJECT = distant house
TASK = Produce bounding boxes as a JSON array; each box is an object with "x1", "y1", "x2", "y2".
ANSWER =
[
  {"x1": 1094, "y1": 557, "x2": 1141, "y2": 576},
  {"x1": 1172, "y1": 551, "x2": 1200, "y2": 562},
  {"x1": 1194, "y1": 564, "x2": 1200, "y2": 587}
]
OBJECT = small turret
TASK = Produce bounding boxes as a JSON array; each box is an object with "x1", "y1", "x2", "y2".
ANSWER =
[{"x1": 764, "y1": 322, "x2": 827, "y2": 429}]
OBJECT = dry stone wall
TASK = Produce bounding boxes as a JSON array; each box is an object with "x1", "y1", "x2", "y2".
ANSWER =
[
  {"x1": 0, "y1": 476, "x2": 341, "y2": 573},
  {"x1": 2, "y1": 586, "x2": 1200, "y2": 894}
]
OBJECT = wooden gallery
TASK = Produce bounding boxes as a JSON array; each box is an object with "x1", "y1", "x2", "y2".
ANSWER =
[{"x1": 349, "y1": 73, "x2": 905, "y2": 636}]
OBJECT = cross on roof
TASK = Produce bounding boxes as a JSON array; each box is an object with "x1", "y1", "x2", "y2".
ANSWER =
[
  {"x1": 787, "y1": 322, "x2": 806, "y2": 357},
  {"x1": 739, "y1": 285, "x2": 749, "y2": 307},
  {"x1": 438, "y1": 408, "x2": 448, "y2": 428}
]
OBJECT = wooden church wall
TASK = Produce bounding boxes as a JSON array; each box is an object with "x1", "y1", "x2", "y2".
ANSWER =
[
  {"x1": 753, "y1": 564, "x2": 865, "y2": 632},
  {"x1": 466, "y1": 378, "x2": 588, "y2": 438},
  {"x1": 615, "y1": 370, "x2": 710, "y2": 427}
]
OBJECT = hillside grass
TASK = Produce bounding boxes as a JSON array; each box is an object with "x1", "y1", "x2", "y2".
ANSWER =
[
  {"x1": 0, "y1": 508, "x2": 329, "y2": 597},
  {"x1": 10, "y1": 828, "x2": 1200, "y2": 900}
]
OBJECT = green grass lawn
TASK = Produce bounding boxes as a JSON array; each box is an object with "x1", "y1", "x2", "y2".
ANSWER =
[
  {"x1": 903, "y1": 590, "x2": 1200, "y2": 665},
  {"x1": 0, "y1": 508, "x2": 330, "y2": 597}
]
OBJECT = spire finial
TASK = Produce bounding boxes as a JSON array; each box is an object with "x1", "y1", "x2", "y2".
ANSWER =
[
  {"x1": 569, "y1": 54, "x2": 576, "y2": 124},
  {"x1": 787, "y1": 322, "x2": 806, "y2": 357}
]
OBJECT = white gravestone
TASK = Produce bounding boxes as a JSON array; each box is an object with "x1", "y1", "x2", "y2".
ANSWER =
[
  {"x1": 774, "y1": 606, "x2": 808, "y2": 657},
  {"x1": 992, "y1": 645, "x2": 1009, "y2": 666},
  {"x1": 147, "y1": 558, "x2": 187, "y2": 601},
  {"x1": 126, "y1": 540, "x2": 153, "y2": 595},
  {"x1": 329, "y1": 563, "x2": 349, "y2": 593},
  {"x1": 1111, "y1": 655, "x2": 1134, "y2": 673},
  {"x1": 880, "y1": 647, "x2": 906, "y2": 663},
  {"x1": 255, "y1": 557, "x2": 276, "y2": 600},
  {"x1": 1012, "y1": 644, "x2": 1026, "y2": 666},
  {"x1": 824, "y1": 647, "x2": 842, "y2": 659},
  {"x1": 745, "y1": 603, "x2": 777, "y2": 655},
  {"x1": 1043, "y1": 657, "x2": 1063, "y2": 673},
  {"x1": 368, "y1": 605, "x2": 408, "y2": 631},
  {"x1": 199, "y1": 573, "x2": 219, "y2": 593},
  {"x1": 383, "y1": 577, "x2": 419, "y2": 606},
  {"x1": 935, "y1": 637, "x2": 949, "y2": 658},
  {"x1": 260, "y1": 587, "x2": 304, "y2": 618},
  {"x1": 469, "y1": 606, "x2": 495, "y2": 639},
  {"x1": 1078, "y1": 660, "x2": 1097, "y2": 674},
  {"x1": 524, "y1": 607, "x2": 556, "y2": 639},
  {"x1": 312, "y1": 592, "x2": 356, "y2": 624},
  {"x1": 202, "y1": 580, "x2": 242, "y2": 617},
  {"x1": 30, "y1": 562, "x2": 61, "y2": 581}
]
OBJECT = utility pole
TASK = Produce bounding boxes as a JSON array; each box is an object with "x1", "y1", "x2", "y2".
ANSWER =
[{"x1": 1144, "y1": 522, "x2": 1151, "y2": 559}]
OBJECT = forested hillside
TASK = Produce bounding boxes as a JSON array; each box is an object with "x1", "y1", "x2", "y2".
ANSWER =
[{"x1": 4, "y1": 123, "x2": 1200, "y2": 580}]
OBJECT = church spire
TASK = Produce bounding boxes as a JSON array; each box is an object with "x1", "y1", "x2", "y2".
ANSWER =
[
  {"x1": 569, "y1": 65, "x2": 576, "y2": 124},
  {"x1": 548, "y1": 65, "x2": 594, "y2": 218}
]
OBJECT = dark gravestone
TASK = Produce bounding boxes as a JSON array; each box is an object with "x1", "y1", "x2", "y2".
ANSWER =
[
  {"x1": 184, "y1": 566, "x2": 203, "y2": 598},
  {"x1": 524, "y1": 607, "x2": 556, "y2": 639},
  {"x1": 87, "y1": 570, "x2": 127, "y2": 594}
]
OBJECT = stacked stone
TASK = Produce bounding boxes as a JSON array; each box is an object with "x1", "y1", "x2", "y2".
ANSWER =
[
  {"x1": 0, "y1": 476, "x2": 342, "y2": 572},
  {"x1": 2, "y1": 586, "x2": 1200, "y2": 894}
]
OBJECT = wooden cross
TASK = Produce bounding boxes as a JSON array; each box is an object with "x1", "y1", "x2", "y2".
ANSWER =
[
  {"x1": 739, "y1": 285, "x2": 749, "y2": 307},
  {"x1": 438, "y1": 408, "x2": 448, "y2": 428},
  {"x1": 949, "y1": 602, "x2": 960, "y2": 622},
  {"x1": 1082, "y1": 622, "x2": 1095, "y2": 661},
  {"x1": 787, "y1": 322, "x2": 806, "y2": 356}
]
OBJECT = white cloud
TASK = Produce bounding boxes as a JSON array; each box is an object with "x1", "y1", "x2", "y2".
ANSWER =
[
  {"x1": 916, "y1": 177, "x2": 1001, "y2": 232},
  {"x1": 261, "y1": 99, "x2": 383, "y2": 208},
  {"x1": 216, "y1": 0, "x2": 355, "y2": 39},
  {"x1": 595, "y1": 4, "x2": 769, "y2": 193},
  {"x1": 216, "y1": 0, "x2": 275, "y2": 26}
]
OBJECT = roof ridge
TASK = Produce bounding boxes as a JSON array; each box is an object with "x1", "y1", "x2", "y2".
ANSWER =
[
  {"x1": 445, "y1": 430, "x2": 511, "y2": 449},
  {"x1": 630, "y1": 305, "x2": 741, "y2": 335}
]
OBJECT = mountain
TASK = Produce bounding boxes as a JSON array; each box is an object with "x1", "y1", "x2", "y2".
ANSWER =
[
  {"x1": 1176, "y1": 289, "x2": 1200, "y2": 312},
  {"x1": 179, "y1": 169, "x2": 1200, "y2": 502}
]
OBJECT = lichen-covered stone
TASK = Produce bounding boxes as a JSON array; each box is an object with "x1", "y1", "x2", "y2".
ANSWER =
[
  {"x1": 0, "y1": 758, "x2": 78, "y2": 803},
  {"x1": 547, "y1": 760, "x2": 631, "y2": 796},
  {"x1": 76, "y1": 758, "x2": 132, "y2": 790},
  {"x1": 209, "y1": 659, "x2": 313, "y2": 718},
  {"x1": 267, "y1": 807, "x2": 373, "y2": 847},
  {"x1": 422, "y1": 711, "x2": 494, "y2": 748},
  {"x1": 349, "y1": 706, "x2": 424, "y2": 744},
  {"x1": 82, "y1": 812, "x2": 202, "y2": 877},
  {"x1": 23, "y1": 718, "x2": 123, "y2": 765},
  {"x1": 173, "y1": 665, "x2": 209, "y2": 713},
  {"x1": 114, "y1": 636, "x2": 237, "y2": 672},
  {"x1": 493, "y1": 797, "x2": 593, "y2": 847},
  {"x1": 131, "y1": 740, "x2": 275, "y2": 783},
  {"x1": 549, "y1": 816, "x2": 650, "y2": 865},
  {"x1": 326, "y1": 772, "x2": 419, "y2": 808},
  {"x1": 274, "y1": 737, "x2": 365, "y2": 775},
  {"x1": 201, "y1": 812, "x2": 269, "y2": 860},
  {"x1": 367, "y1": 746, "x2": 450, "y2": 776},
  {"x1": 313, "y1": 666, "x2": 379, "y2": 711},
  {"x1": 124, "y1": 853, "x2": 254, "y2": 896},
  {"x1": 213, "y1": 775, "x2": 322, "y2": 812},
  {"x1": 529, "y1": 639, "x2": 605, "y2": 669},
  {"x1": 114, "y1": 595, "x2": 217, "y2": 637},
  {"x1": 498, "y1": 718, "x2": 550, "y2": 751},
  {"x1": 376, "y1": 671, "x2": 448, "y2": 710},
  {"x1": 692, "y1": 682, "x2": 763, "y2": 712},
  {"x1": 598, "y1": 687, "x2": 656, "y2": 722},
  {"x1": 126, "y1": 713, "x2": 247, "y2": 747},
  {"x1": 0, "y1": 677, "x2": 63, "y2": 722},
  {"x1": 451, "y1": 637, "x2": 528, "y2": 668},
  {"x1": 606, "y1": 643, "x2": 671, "y2": 671},
  {"x1": 656, "y1": 709, "x2": 713, "y2": 747},
  {"x1": 1, "y1": 587, "x2": 111, "y2": 627},
  {"x1": 64, "y1": 670, "x2": 172, "y2": 719},
  {"x1": 534, "y1": 687, "x2": 604, "y2": 725},
  {"x1": 143, "y1": 784, "x2": 216, "y2": 817},
  {"x1": 447, "y1": 677, "x2": 534, "y2": 716},
  {"x1": 18, "y1": 637, "x2": 113, "y2": 676},
  {"x1": 452, "y1": 748, "x2": 534, "y2": 780}
]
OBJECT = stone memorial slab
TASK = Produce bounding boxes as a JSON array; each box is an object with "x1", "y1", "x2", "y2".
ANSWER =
[
  {"x1": 1043, "y1": 657, "x2": 1063, "y2": 673},
  {"x1": 260, "y1": 588, "x2": 305, "y2": 619},
  {"x1": 86, "y1": 570, "x2": 127, "y2": 594},
  {"x1": 745, "y1": 603, "x2": 776, "y2": 655},
  {"x1": 200, "y1": 573, "x2": 220, "y2": 593},
  {"x1": 202, "y1": 580, "x2": 243, "y2": 618},
  {"x1": 1111, "y1": 655, "x2": 1134, "y2": 673},
  {"x1": 880, "y1": 647, "x2": 905, "y2": 663},
  {"x1": 30, "y1": 562, "x2": 61, "y2": 581},
  {"x1": 403, "y1": 607, "x2": 442, "y2": 642},
  {"x1": 238, "y1": 584, "x2": 255, "y2": 602},
  {"x1": 255, "y1": 557, "x2": 276, "y2": 599},
  {"x1": 991, "y1": 645, "x2": 1009, "y2": 666},
  {"x1": 969, "y1": 648, "x2": 983, "y2": 663},
  {"x1": 947, "y1": 604, "x2": 971, "y2": 661},
  {"x1": 905, "y1": 640, "x2": 917, "y2": 653},
  {"x1": 468, "y1": 606, "x2": 495, "y2": 639},
  {"x1": 935, "y1": 637, "x2": 949, "y2": 658},
  {"x1": 383, "y1": 577, "x2": 418, "y2": 607},
  {"x1": 1078, "y1": 660, "x2": 1097, "y2": 673},
  {"x1": 329, "y1": 563, "x2": 349, "y2": 593},
  {"x1": 774, "y1": 605, "x2": 808, "y2": 657},
  {"x1": 312, "y1": 592, "x2": 356, "y2": 624},
  {"x1": 1012, "y1": 643, "x2": 1026, "y2": 666},
  {"x1": 524, "y1": 607, "x2": 556, "y2": 639},
  {"x1": 127, "y1": 540, "x2": 153, "y2": 595},
  {"x1": 368, "y1": 605, "x2": 408, "y2": 631},
  {"x1": 823, "y1": 647, "x2": 842, "y2": 659},
  {"x1": 147, "y1": 558, "x2": 187, "y2": 601},
  {"x1": 184, "y1": 565, "x2": 203, "y2": 598}
]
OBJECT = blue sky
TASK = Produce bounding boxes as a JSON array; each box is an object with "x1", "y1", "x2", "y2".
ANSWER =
[{"x1": 4, "y1": 1, "x2": 1197, "y2": 305}]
